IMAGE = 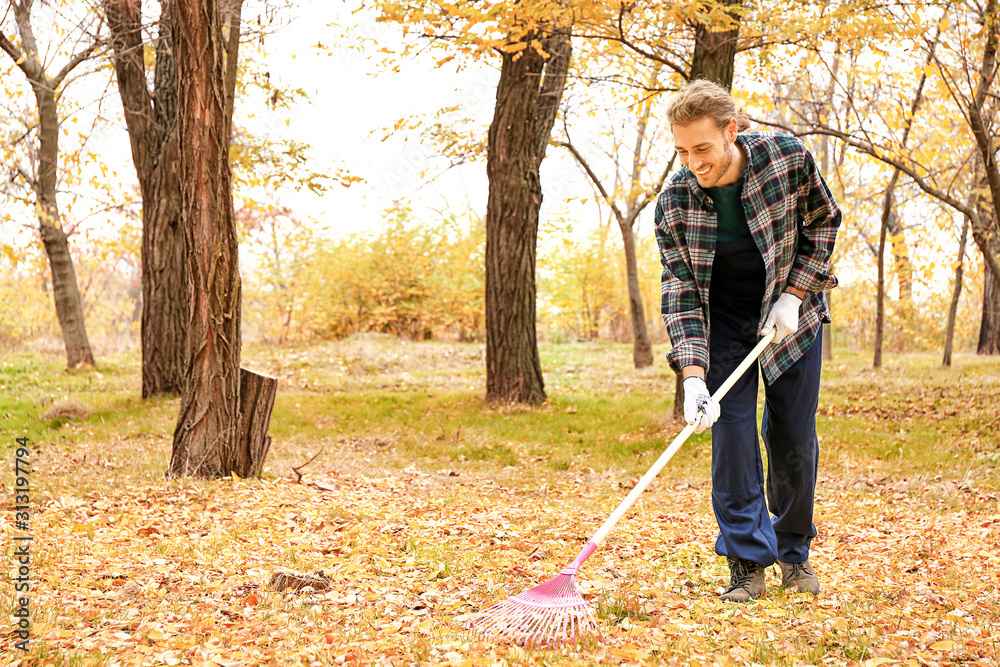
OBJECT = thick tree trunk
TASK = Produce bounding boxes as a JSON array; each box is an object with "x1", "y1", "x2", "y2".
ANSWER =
[
  {"x1": 690, "y1": 0, "x2": 741, "y2": 85},
  {"x1": 976, "y1": 168, "x2": 1000, "y2": 356},
  {"x1": 145, "y1": 8, "x2": 188, "y2": 398},
  {"x1": 943, "y1": 217, "x2": 970, "y2": 367},
  {"x1": 141, "y1": 142, "x2": 188, "y2": 397},
  {"x1": 979, "y1": 262, "x2": 1000, "y2": 355},
  {"x1": 620, "y1": 217, "x2": 654, "y2": 367},
  {"x1": 104, "y1": 0, "x2": 188, "y2": 397},
  {"x1": 169, "y1": 0, "x2": 244, "y2": 478},
  {"x1": 485, "y1": 32, "x2": 570, "y2": 404}
]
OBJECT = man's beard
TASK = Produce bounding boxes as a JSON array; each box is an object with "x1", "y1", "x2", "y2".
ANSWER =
[{"x1": 707, "y1": 140, "x2": 735, "y2": 187}]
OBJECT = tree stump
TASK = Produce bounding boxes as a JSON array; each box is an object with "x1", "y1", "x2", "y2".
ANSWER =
[{"x1": 234, "y1": 368, "x2": 278, "y2": 478}]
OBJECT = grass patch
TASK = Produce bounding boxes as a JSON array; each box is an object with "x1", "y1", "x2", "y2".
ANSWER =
[{"x1": 5, "y1": 340, "x2": 999, "y2": 492}]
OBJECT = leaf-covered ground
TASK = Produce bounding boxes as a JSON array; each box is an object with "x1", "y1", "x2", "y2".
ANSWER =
[
  {"x1": 5, "y1": 457, "x2": 999, "y2": 665},
  {"x1": 2, "y1": 338, "x2": 999, "y2": 665}
]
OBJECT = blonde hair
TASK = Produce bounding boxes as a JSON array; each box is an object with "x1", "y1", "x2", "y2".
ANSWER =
[{"x1": 666, "y1": 79, "x2": 751, "y2": 132}]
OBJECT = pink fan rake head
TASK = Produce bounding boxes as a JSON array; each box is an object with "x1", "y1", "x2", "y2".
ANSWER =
[{"x1": 466, "y1": 542, "x2": 602, "y2": 649}]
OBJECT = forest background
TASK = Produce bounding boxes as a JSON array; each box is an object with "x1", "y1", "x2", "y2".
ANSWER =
[{"x1": 1, "y1": 0, "x2": 994, "y2": 361}]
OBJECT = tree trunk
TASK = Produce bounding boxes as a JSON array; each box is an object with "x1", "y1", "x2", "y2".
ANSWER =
[
  {"x1": 874, "y1": 193, "x2": 889, "y2": 368},
  {"x1": 623, "y1": 83, "x2": 656, "y2": 370},
  {"x1": 886, "y1": 207, "x2": 912, "y2": 301},
  {"x1": 620, "y1": 216, "x2": 654, "y2": 367},
  {"x1": 979, "y1": 261, "x2": 1000, "y2": 355},
  {"x1": 222, "y1": 0, "x2": 244, "y2": 140},
  {"x1": 869, "y1": 32, "x2": 930, "y2": 365},
  {"x1": 39, "y1": 213, "x2": 96, "y2": 368},
  {"x1": 943, "y1": 217, "x2": 970, "y2": 367},
  {"x1": 887, "y1": 205, "x2": 914, "y2": 350},
  {"x1": 690, "y1": 0, "x2": 742, "y2": 85},
  {"x1": 35, "y1": 84, "x2": 96, "y2": 369},
  {"x1": 874, "y1": 171, "x2": 902, "y2": 368},
  {"x1": 168, "y1": 0, "x2": 244, "y2": 478},
  {"x1": 1, "y1": 18, "x2": 97, "y2": 369},
  {"x1": 968, "y1": 0, "x2": 1000, "y2": 239},
  {"x1": 975, "y1": 162, "x2": 1000, "y2": 356},
  {"x1": 104, "y1": 0, "x2": 188, "y2": 396},
  {"x1": 141, "y1": 138, "x2": 188, "y2": 397},
  {"x1": 818, "y1": 120, "x2": 835, "y2": 362},
  {"x1": 485, "y1": 32, "x2": 570, "y2": 404}
]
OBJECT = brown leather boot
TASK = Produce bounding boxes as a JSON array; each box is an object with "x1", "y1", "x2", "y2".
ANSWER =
[
  {"x1": 778, "y1": 559, "x2": 820, "y2": 594},
  {"x1": 720, "y1": 558, "x2": 766, "y2": 602}
]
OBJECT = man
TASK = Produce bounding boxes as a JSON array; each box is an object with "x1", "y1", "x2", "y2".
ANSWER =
[{"x1": 653, "y1": 80, "x2": 841, "y2": 602}]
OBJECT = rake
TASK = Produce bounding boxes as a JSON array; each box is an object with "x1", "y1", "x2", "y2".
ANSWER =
[{"x1": 466, "y1": 330, "x2": 776, "y2": 649}]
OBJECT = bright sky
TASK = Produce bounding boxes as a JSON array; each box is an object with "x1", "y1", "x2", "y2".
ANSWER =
[
  {"x1": 243, "y1": 3, "x2": 491, "y2": 236},
  {"x1": 238, "y1": 1, "x2": 615, "y2": 240}
]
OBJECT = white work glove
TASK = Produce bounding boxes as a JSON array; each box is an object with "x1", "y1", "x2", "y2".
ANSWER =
[
  {"x1": 682, "y1": 376, "x2": 720, "y2": 434},
  {"x1": 762, "y1": 291, "x2": 802, "y2": 343}
]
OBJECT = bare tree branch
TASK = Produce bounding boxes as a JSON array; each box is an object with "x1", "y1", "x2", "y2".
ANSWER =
[
  {"x1": 556, "y1": 138, "x2": 623, "y2": 222},
  {"x1": 15, "y1": 164, "x2": 38, "y2": 194},
  {"x1": 754, "y1": 115, "x2": 1000, "y2": 283},
  {"x1": 52, "y1": 41, "x2": 101, "y2": 88},
  {"x1": 11, "y1": 0, "x2": 43, "y2": 75},
  {"x1": 638, "y1": 151, "x2": 677, "y2": 216},
  {"x1": 0, "y1": 29, "x2": 22, "y2": 62}
]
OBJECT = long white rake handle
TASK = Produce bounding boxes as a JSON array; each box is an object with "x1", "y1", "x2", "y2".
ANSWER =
[{"x1": 587, "y1": 329, "x2": 777, "y2": 551}]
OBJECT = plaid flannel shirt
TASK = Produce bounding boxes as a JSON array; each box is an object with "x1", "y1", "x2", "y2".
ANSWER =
[{"x1": 654, "y1": 132, "x2": 842, "y2": 384}]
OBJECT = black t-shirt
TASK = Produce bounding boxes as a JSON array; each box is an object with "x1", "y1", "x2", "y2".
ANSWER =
[{"x1": 706, "y1": 177, "x2": 751, "y2": 242}]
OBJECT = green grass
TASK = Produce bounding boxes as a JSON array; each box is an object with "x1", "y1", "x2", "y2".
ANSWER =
[{"x1": 2, "y1": 337, "x2": 998, "y2": 494}]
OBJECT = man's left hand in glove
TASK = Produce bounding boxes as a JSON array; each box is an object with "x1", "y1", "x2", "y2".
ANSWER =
[{"x1": 762, "y1": 291, "x2": 803, "y2": 343}]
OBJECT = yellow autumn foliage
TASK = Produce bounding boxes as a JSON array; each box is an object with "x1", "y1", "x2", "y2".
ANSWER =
[
  {"x1": 243, "y1": 205, "x2": 485, "y2": 343},
  {"x1": 537, "y1": 220, "x2": 664, "y2": 344}
]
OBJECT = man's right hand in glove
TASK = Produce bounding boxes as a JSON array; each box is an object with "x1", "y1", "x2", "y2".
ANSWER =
[{"x1": 682, "y1": 376, "x2": 720, "y2": 434}]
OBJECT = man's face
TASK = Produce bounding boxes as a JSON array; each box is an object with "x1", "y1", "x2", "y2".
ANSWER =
[{"x1": 672, "y1": 117, "x2": 739, "y2": 188}]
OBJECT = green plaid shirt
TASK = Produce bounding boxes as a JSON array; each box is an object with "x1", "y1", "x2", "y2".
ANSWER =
[{"x1": 653, "y1": 132, "x2": 842, "y2": 384}]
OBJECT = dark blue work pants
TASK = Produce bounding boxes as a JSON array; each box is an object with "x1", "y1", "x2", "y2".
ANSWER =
[{"x1": 706, "y1": 237, "x2": 821, "y2": 566}]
